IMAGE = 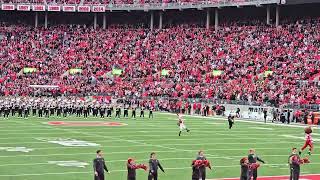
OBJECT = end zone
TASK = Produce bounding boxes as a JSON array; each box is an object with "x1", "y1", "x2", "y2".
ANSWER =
[
  {"x1": 210, "y1": 174, "x2": 320, "y2": 180},
  {"x1": 46, "y1": 121, "x2": 128, "y2": 127}
]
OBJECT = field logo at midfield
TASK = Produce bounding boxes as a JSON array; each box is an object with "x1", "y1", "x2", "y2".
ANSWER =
[
  {"x1": 48, "y1": 161, "x2": 89, "y2": 168},
  {"x1": 47, "y1": 121, "x2": 127, "y2": 127},
  {"x1": 36, "y1": 138, "x2": 100, "y2": 147},
  {"x1": 0, "y1": 147, "x2": 33, "y2": 153},
  {"x1": 210, "y1": 174, "x2": 320, "y2": 180}
]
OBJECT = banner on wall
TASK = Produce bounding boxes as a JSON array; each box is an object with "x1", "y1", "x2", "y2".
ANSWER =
[
  {"x1": 48, "y1": 5, "x2": 61, "y2": 11},
  {"x1": 17, "y1": 5, "x2": 30, "y2": 11},
  {"x1": 1, "y1": 4, "x2": 15, "y2": 10},
  {"x1": 33, "y1": 5, "x2": 46, "y2": 11},
  {"x1": 78, "y1": 6, "x2": 90, "y2": 12},
  {"x1": 63, "y1": 5, "x2": 76, "y2": 12}
]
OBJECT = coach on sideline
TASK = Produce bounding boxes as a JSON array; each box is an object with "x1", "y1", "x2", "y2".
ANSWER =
[{"x1": 93, "y1": 150, "x2": 110, "y2": 180}]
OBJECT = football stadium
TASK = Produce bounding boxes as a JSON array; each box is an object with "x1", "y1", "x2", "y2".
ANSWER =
[{"x1": 0, "y1": 0, "x2": 320, "y2": 179}]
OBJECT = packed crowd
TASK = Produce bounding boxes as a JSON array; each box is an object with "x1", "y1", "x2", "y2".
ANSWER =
[{"x1": 0, "y1": 18, "x2": 319, "y2": 107}]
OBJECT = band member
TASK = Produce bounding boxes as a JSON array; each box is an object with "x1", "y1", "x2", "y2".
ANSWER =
[
  {"x1": 106, "y1": 106, "x2": 112, "y2": 118},
  {"x1": 50, "y1": 105, "x2": 55, "y2": 116},
  {"x1": 177, "y1": 114, "x2": 190, "y2": 136},
  {"x1": 76, "y1": 105, "x2": 82, "y2": 117},
  {"x1": 131, "y1": 106, "x2": 136, "y2": 119},
  {"x1": 228, "y1": 114, "x2": 235, "y2": 129},
  {"x1": 248, "y1": 149, "x2": 265, "y2": 180},
  {"x1": 124, "y1": 105, "x2": 129, "y2": 118},
  {"x1": 300, "y1": 127, "x2": 313, "y2": 155},
  {"x1": 140, "y1": 106, "x2": 145, "y2": 118},
  {"x1": 44, "y1": 105, "x2": 50, "y2": 118},
  {"x1": 115, "y1": 106, "x2": 121, "y2": 119},
  {"x1": 57, "y1": 105, "x2": 62, "y2": 117},
  {"x1": 149, "y1": 107, "x2": 153, "y2": 119},
  {"x1": 18, "y1": 105, "x2": 23, "y2": 117},
  {"x1": 100, "y1": 105, "x2": 106, "y2": 118},
  {"x1": 148, "y1": 152, "x2": 165, "y2": 180},
  {"x1": 38, "y1": 104, "x2": 43, "y2": 117},
  {"x1": 4, "y1": 104, "x2": 10, "y2": 118},
  {"x1": 63, "y1": 105, "x2": 68, "y2": 117},
  {"x1": 127, "y1": 158, "x2": 147, "y2": 180},
  {"x1": 263, "y1": 108, "x2": 267, "y2": 123},
  {"x1": 93, "y1": 105, "x2": 98, "y2": 117},
  {"x1": 24, "y1": 104, "x2": 29, "y2": 118},
  {"x1": 83, "y1": 104, "x2": 89, "y2": 118},
  {"x1": 93, "y1": 150, "x2": 110, "y2": 180},
  {"x1": 32, "y1": 105, "x2": 37, "y2": 116}
]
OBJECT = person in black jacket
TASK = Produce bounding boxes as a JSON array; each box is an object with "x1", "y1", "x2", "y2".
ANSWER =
[
  {"x1": 228, "y1": 114, "x2": 235, "y2": 129},
  {"x1": 140, "y1": 106, "x2": 145, "y2": 118},
  {"x1": 93, "y1": 150, "x2": 110, "y2": 180},
  {"x1": 124, "y1": 105, "x2": 129, "y2": 118},
  {"x1": 240, "y1": 157, "x2": 249, "y2": 180},
  {"x1": 148, "y1": 152, "x2": 165, "y2": 180},
  {"x1": 131, "y1": 107, "x2": 136, "y2": 119},
  {"x1": 248, "y1": 149, "x2": 265, "y2": 180},
  {"x1": 196, "y1": 150, "x2": 209, "y2": 180},
  {"x1": 289, "y1": 148, "x2": 301, "y2": 180}
]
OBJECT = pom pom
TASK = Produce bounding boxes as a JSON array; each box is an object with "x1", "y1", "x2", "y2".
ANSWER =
[
  {"x1": 137, "y1": 164, "x2": 148, "y2": 171},
  {"x1": 305, "y1": 127, "x2": 312, "y2": 134},
  {"x1": 302, "y1": 157, "x2": 310, "y2": 164},
  {"x1": 195, "y1": 160, "x2": 203, "y2": 166},
  {"x1": 249, "y1": 163, "x2": 260, "y2": 169}
]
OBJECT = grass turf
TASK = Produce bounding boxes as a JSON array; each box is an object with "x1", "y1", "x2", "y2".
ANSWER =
[{"x1": 0, "y1": 112, "x2": 318, "y2": 180}]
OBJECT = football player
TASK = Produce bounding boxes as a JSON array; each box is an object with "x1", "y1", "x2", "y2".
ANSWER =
[
  {"x1": 299, "y1": 127, "x2": 313, "y2": 155},
  {"x1": 177, "y1": 113, "x2": 190, "y2": 136}
]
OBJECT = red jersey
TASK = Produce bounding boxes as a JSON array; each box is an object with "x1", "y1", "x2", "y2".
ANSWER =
[{"x1": 305, "y1": 134, "x2": 313, "y2": 143}]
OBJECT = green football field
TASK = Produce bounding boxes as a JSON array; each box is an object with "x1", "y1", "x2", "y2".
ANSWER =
[{"x1": 0, "y1": 112, "x2": 319, "y2": 180}]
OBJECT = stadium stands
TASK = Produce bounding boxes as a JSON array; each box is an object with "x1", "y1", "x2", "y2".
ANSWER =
[{"x1": 0, "y1": 18, "x2": 319, "y2": 106}]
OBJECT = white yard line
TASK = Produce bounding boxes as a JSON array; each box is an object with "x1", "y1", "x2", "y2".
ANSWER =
[
  {"x1": 0, "y1": 150, "x2": 316, "y2": 158},
  {"x1": 19, "y1": 146, "x2": 300, "y2": 151},
  {"x1": 249, "y1": 127, "x2": 274, "y2": 130},
  {"x1": 209, "y1": 174, "x2": 320, "y2": 180},
  {"x1": 280, "y1": 135, "x2": 320, "y2": 142},
  {"x1": 0, "y1": 136, "x2": 294, "y2": 141},
  {"x1": 161, "y1": 112, "x2": 320, "y2": 129},
  {"x1": 0, "y1": 140, "x2": 296, "y2": 146}
]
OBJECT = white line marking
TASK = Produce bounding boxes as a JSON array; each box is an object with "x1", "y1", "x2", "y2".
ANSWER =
[
  {"x1": 280, "y1": 135, "x2": 320, "y2": 142},
  {"x1": 0, "y1": 141, "x2": 297, "y2": 146},
  {"x1": 249, "y1": 127, "x2": 274, "y2": 130},
  {"x1": 160, "y1": 112, "x2": 320, "y2": 129},
  {"x1": 209, "y1": 174, "x2": 320, "y2": 180},
  {"x1": 0, "y1": 149, "x2": 315, "y2": 158}
]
